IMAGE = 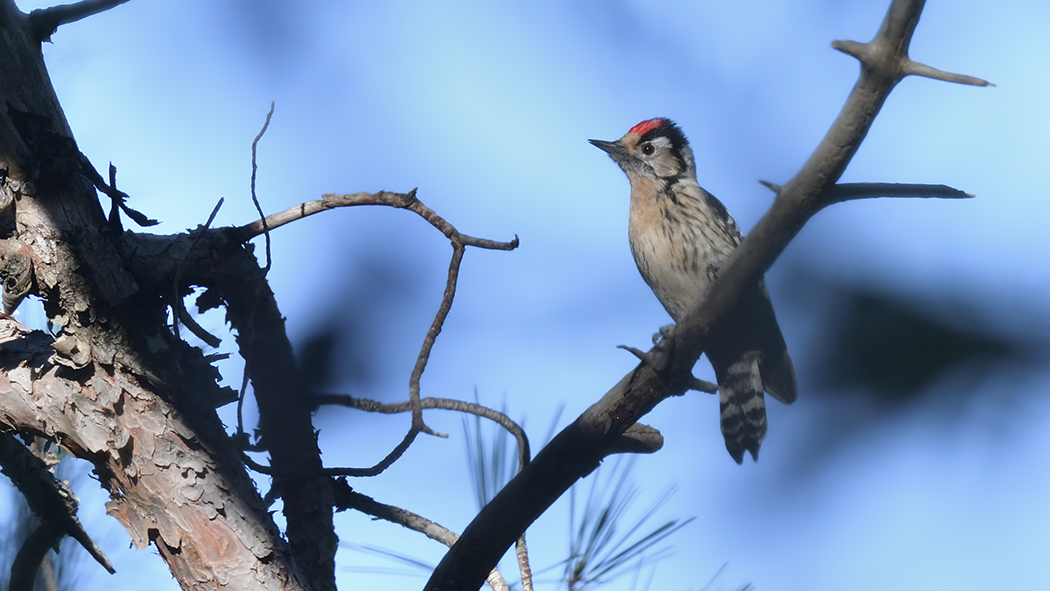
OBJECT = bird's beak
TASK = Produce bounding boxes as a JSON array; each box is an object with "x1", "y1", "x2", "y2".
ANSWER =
[
  {"x1": 588, "y1": 139, "x2": 620, "y2": 155},
  {"x1": 589, "y1": 139, "x2": 630, "y2": 167}
]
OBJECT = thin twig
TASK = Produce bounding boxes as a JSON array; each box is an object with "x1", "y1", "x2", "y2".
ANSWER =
[
  {"x1": 269, "y1": 189, "x2": 515, "y2": 478},
  {"x1": 758, "y1": 180, "x2": 782, "y2": 193},
  {"x1": 240, "y1": 188, "x2": 519, "y2": 479},
  {"x1": 825, "y1": 182, "x2": 973, "y2": 204},
  {"x1": 172, "y1": 197, "x2": 224, "y2": 341},
  {"x1": 617, "y1": 344, "x2": 647, "y2": 360},
  {"x1": 333, "y1": 243, "x2": 467, "y2": 477},
  {"x1": 902, "y1": 59, "x2": 994, "y2": 87},
  {"x1": 234, "y1": 189, "x2": 517, "y2": 468},
  {"x1": 175, "y1": 306, "x2": 221, "y2": 348},
  {"x1": 687, "y1": 377, "x2": 718, "y2": 394},
  {"x1": 250, "y1": 102, "x2": 275, "y2": 275},
  {"x1": 107, "y1": 163, "x2": 121, "y2": 232},
  {"x1": 331, "y1": 481, "x2": 509, "y2": 591},
  {"x1": 235, "y1": 103, "x2": 276, "y2": 450},
  {"x1": 617, "y1": 345, "x2": 716, "y2": 393},
  {"x1": 516, "y1": 534, "x2": 533, "y2": 591},
  {"x1": 235, "y1": 190, "x2": 519, "y2": 251},
  {"x1": 77, "y1": 156, "x2": 157, "y2": 227},
  {"x1": 314, "y1": 394, "x2": 531, "y2": 475},
  {"x1": 28, "y1": 0, "x2": 130, "y2": 42}
]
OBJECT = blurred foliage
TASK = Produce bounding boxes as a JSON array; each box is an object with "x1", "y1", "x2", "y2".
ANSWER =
[
  {"x1": 297, "y1": 252, "x2": 425, "y2": 397},
  {"x1": 776, "y1": 269, "x2": 1049, "y2": 465},
  {"x1": 813, "y1": 285, "x2": 1040, "y2": 402}
]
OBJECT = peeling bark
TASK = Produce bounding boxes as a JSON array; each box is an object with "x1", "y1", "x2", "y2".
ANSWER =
[{"x1": 0, "y1": 1, "x2": 306, "y2": 588}]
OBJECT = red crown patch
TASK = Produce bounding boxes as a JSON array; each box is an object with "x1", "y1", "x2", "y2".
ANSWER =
[{"x1": 628, "y1": 117, "x2": 668, "y2": 136}]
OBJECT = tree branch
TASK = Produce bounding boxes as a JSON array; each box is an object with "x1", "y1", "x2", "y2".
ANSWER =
[
  {"x1": 10, "y1": 519, "x2": 62, "y2": 591},
  {"x1": 232, "y1": 189, "x2": 518, "y2": 479},
  {"x1": 316, "y1": 393, "x2": 539, "y2": 587},
  {"x1": 27, "y1": 0, "x2": 130, "y2": 42},
  {"x1": 234, "y1": 190, "x2": 519, "y2": 252},
  {"x1": 825, "y1": 182, "x2": 973, "y2": 203},
  {"x1": 0, "y1": 434, "x2": 115, "y2": 578},
  {"x1": 901, "y1": 59, "x2": 994, "y2": 86},
  {"x1": 0, "y1": 320, "x2": 304, "y2": 589},
  {"x1": 331, "y1": 480, "x2": 510, "y2": 591},
  {"x1": 424, "y1": 1, "x2": 987, "y2": 588},
  {"x1": 313, "y1": 394, "x2": 531, "y2": 474}
]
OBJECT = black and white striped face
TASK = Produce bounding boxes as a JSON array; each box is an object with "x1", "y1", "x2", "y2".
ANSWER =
[{"x1": 590, "y1": 117, "x2": 696, "y2": 184}]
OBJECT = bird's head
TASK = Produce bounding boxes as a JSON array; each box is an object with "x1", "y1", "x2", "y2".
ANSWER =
[{"x1": 589, "y1": 117, "x2": 696, "y2": 183}]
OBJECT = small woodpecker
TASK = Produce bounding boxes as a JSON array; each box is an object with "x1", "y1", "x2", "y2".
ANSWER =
[{"x1": 590, "y1": 117, "x2": 797, "y2": 463}]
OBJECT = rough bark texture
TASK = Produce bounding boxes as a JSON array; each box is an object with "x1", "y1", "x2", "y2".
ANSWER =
[
  {"x1": 0, "y1": 322, "x2": 301, "y2": 589},
  {"x1": 0, "y1": 1, "x2": 307, "y2": 588}
]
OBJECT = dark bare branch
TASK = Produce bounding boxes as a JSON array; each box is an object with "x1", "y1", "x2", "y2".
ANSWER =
[
  {"x1": 826, "y1": 182, "x2": 973, "y2": 204},
  {"x1": 10, "y1": 520, "x2": 62, "y2": 591},
  {"x1": 0, "y1": 434, "x2": 115, "y2": 577},
  {"x1": 331, "y1": 480, "x2": 510, "y2": 591},
  {"x1": 618, "y1": 346, "x2": 716, "y2": 393},
  {"x1": 175, "y1": 305, "x2": 221, "y2": 348},
  {"x1": 172, "y1": 197, "x2": 223, "y2": 343},
  {"x1": 250, "y1": 102, "x2": 275, "y2": 275},
  {"x1": 27, "y1": 0, "x2": 130, "y2": 42}
]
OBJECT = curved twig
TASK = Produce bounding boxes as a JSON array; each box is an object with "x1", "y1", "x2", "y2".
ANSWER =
[
  {"x1": 250, "y1": 102, "x2": 275, "y2": 275},
  {"x1": 234, "y1": 190, "x2": 519, "y2": 252},
  {"x1": 331, "y1": 481, "x2": 509, "y2": 591},
  {"x1": 313, "y1": 393, "x2": 531, "y2": 473},
  {"x1": 237, "y1": 189, "x2": 517, "y2": 479},
  {"x1": 172, "y1": 196, "x2": 224, "y2": 343},
  {"x1": 317, "y1": 391, "x2": 537, "y2": 588}
]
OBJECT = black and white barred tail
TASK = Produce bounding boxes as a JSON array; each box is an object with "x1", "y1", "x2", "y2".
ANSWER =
[
  {"x1": 714, "y1": 352, "x2": 766, "y2": 463},
  {"x1": 705, "y1": 283, "x2": 797, "y2": 463}
]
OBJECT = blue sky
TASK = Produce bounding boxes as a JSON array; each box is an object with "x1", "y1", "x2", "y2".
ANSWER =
[{"x1": 3, "y1": 1, "x2": 1049, "y2": 590}]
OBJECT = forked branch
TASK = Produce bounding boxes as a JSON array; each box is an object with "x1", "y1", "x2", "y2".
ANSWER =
[{"x1": 314, "y1": 393, "x2": 531, "y2": 474}]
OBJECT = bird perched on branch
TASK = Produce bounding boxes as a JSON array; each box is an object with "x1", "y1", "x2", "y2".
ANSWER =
[{"x1": 590, "y1": 117, "x2": 797, "y2": 463}]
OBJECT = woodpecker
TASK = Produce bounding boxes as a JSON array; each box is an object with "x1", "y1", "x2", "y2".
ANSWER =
[{"x1": 590, "y1": 117, "x2": 796, "y2": 463}]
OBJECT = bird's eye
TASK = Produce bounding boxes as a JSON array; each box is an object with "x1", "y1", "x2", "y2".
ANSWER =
[{"x1": 641, "y1": 143, "x2": 655, "y2": 156}]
